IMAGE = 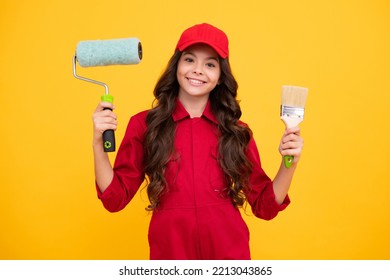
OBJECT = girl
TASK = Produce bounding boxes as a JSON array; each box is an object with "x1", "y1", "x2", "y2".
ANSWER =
[{"x1": 92, "y1": 23, "x2": 303, "y2": 260}]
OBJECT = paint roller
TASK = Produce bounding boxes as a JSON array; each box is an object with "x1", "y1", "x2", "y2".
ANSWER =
[{"x1": 73, "y1": 37, "x2": 143, "y2": 152}]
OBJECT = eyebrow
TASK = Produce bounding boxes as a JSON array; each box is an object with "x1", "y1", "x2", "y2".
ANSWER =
[{"x1": 182, "y1": 51, "x2": 219, "y2": 62}]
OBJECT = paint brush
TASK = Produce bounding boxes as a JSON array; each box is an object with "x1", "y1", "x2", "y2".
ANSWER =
[{"x1": 280, "y1": 85, "x2": 308, "y2": 168}]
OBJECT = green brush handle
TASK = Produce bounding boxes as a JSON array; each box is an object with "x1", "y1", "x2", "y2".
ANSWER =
[
  {"x1": 101, "y1": 94, "x2": 115, "y2": 152},
  {"x1": 284, "y1": 155, "x2": 293, "y2": 168}
]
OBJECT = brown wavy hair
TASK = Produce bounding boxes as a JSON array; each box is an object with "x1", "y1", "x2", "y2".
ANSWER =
[{"x1": 144, "y1": 50, "x2": 253, "y2": 211}]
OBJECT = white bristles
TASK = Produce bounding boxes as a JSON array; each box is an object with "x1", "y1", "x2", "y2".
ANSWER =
[{"x1": 281, "y1": 85, "x2": 308, "y2": 108}]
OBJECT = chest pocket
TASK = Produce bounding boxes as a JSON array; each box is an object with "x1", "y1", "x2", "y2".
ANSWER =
[
  {"x1": 208, "y1": 145, "x2": 229, "y2": 199},
  {"x1": 164, "y1": 152, "x2": 181, "y2": 192},
  {"x1": 163, "y1": 146, "x2": 229, "y2": 198}
]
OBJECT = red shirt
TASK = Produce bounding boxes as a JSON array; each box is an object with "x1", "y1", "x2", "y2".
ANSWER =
[{"x1": 97, "y1": 100, "x2": 290, "y2": 259}]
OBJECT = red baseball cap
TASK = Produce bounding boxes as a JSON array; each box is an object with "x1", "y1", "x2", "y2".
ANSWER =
[{"x1": 176, "y1": 23, "x2": 229, "y2": 58}]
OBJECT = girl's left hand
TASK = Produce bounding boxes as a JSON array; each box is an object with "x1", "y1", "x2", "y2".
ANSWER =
[{"x1": 278, "y1": 126, "x2": 304, "y2": 164}]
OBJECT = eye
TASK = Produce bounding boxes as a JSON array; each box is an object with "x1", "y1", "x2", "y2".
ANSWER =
[
  {"x1": 183, "y1": 57, "x2": 194, "y2": 63},
  {"x1": 206, "y1": 62, "x2": 216, "y2": 68}
]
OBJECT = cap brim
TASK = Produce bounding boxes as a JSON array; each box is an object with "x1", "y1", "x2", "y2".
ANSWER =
[{"x1": 178, "y1": 40, "x2": 228, "y2": 58}]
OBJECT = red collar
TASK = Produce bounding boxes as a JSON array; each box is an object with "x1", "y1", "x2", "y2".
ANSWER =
[{"x1": 172, "y1": 99, "x2": 218, "y2": 124}]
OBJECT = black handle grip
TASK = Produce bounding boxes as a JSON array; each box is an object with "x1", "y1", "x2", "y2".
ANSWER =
[{"x1": 103, "y1": 108, "x2": 115, "y2": 152}]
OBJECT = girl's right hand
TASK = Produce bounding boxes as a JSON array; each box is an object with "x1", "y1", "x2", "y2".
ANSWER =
[{"x1": 92, "y1": 101, "x2": 118, "y2": 146}]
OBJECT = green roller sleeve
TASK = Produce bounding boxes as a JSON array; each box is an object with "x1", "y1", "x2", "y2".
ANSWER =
[{"x1": 101, "y1": 94, "x2": 115, "y2": 152}]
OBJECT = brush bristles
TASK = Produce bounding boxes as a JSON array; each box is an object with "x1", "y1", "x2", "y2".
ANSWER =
[{"x1": 281, "y1": 85, "x2": 308, "y2": 108}]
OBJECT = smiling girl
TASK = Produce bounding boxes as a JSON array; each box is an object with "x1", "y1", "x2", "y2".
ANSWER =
[{"x1": 92, "y1": 23, "x2": 304, "y2": 260}]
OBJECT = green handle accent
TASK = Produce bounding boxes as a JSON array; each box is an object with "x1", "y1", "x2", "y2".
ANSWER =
[
  {"x1": 284, "y1": 155, "x2": 293, "y2": 168},
  {"x1": 101, "y1": 94, "x2": 114, "y2": 103}
]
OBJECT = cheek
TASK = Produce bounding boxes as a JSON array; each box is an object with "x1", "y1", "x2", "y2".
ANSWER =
[
  {"x1": 176, "y1": 70, "x2": 186, "y2": 88},
  {"x1": 177, "y1": 63, "x2": 190, "y2": 79},
  {"x1": 176, "y1": 66, "x2": 185, "y2": 81},
  {"x1": 213, "y1": 67, "x2": 221, "y2": 79},
  {"x1": 210, "y1": 71, "x2": 221, "y2": 86}
]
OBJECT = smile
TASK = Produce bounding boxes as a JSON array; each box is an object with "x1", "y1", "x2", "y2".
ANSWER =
[{"x1": 186, "y1": 78, "x2": 206, "y2": 85}]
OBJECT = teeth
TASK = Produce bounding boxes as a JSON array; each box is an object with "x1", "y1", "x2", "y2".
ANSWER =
[{"x1": 188, "y1": 78, "x2": 204, "y2": 85}]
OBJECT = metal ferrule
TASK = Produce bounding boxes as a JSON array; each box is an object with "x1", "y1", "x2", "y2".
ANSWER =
[{"x1": 280, "y1": 105, "x2": 305, "y2": 118}]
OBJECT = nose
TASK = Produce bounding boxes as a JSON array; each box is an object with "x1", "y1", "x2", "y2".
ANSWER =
[{"x1": 192, "y1": 62, "x2": 203, "y2": 75}]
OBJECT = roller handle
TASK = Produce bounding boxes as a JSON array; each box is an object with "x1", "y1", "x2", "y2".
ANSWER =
[
  {"x1": 102, "y1": 109, "x2": 115, "y2": 152},
  {"x1": 101, "y1": 95, "x2": 115, "y2": 152}
]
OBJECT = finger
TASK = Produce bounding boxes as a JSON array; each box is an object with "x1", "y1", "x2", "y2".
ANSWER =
[
  {"x1": 95, "y1": 101, "x2": 115, "y2": 112},
  {"x1": 93, "y1": 112, "x2": 118, "y2": 127},
  {"x1": 97, "y1": 123, "x2": 118, "y2": 132},
  {"x1": 280, "y1": 133, "x2": 303, "y2": 147},
  {"x1": 280, "y1": 139, "x2": 304, "y2": 155},
  {"x1": 281, "y1": 147, "x2": 303, "y2": 157},
  {"x1": 94, "y1": 115, "x2": 118, "y2": 126},
  {"x1": 93, "y1": 109, "x2": 117, "y2": 120},
  {"x1": 281, "y1": 134, "x2": 303, "y2": 146},
  {"x1": 281, "y1": 140, "x2": 303, "y2": 151},
  {"x1": 285, "y1": 126, "x2": 301, "y2": 136},
  {"x1": 94, "y1": 120, "x2": 118, "y2": 134}
]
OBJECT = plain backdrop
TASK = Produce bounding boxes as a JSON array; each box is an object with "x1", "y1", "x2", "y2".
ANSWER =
[{"x1": 1, "y1": 0, "x2": 389, "y2": 259}]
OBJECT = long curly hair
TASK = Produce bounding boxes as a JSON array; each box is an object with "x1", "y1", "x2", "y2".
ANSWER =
[{"x1": 144, "y1": 50, "x2": 253, "y2": 211}]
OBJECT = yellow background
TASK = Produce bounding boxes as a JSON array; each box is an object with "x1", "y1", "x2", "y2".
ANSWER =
[{"x1": 1, "y1": 0, "x2": 389, "y2": 260}]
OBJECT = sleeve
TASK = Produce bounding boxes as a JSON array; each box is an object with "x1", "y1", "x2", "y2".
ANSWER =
[
  {"x1": 245, "y1": 136, "x2": 290, "y2": 220},
  {"x1": 96, "y1": 112, "x2": 147, "y2": 212}
]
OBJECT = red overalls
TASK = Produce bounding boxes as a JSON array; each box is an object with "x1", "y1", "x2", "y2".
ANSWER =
[{"x1": 97, "y1": 100, "x2": 290, "y2": 259}]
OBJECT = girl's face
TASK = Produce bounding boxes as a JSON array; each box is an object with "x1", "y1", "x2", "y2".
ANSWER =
[{"x1": 176, "y1": 44, "x2": 221, "y2": 102}]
